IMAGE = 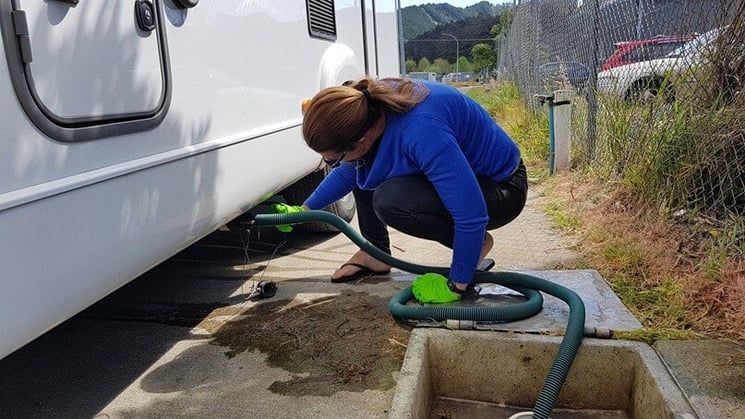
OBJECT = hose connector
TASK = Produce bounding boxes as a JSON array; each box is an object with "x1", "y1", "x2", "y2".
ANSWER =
[{"x1": 445, "y1": 319, "x2": 475, "y2": 330}]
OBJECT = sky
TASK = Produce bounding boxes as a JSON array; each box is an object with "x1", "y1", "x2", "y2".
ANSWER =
[{"x1": 399, "y1": 0, "x2": 497, "y2": 8}]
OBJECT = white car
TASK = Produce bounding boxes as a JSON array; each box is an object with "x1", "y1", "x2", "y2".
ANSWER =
[{"x1": 597, "y1": 28, "x2": 722, "y2": 101}]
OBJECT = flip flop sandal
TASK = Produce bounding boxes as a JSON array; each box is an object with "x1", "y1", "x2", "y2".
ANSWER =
[
  {"x1": 477, "y1": 258, "x2": 496, "y2": 272},
  {"x1": 331, "y1": 262, "x2": 391, "y2": 283}
]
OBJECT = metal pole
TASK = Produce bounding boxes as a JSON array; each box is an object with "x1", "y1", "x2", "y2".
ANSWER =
[
  {"x1": 396, "y1": 0, "x2": 405, "y2": 76},
  {"x1": 442, "y1": 32, "x2": 459, "y2": 75}
]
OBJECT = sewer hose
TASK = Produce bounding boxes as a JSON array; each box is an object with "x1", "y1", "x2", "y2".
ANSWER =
[{"x1": 252, "y1": 210, "x2": 585, "y2": 419}]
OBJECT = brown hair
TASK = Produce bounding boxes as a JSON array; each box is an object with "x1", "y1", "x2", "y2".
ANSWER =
[{"x1": 302, "y1": 77, "x2": 429, "y2": 152}]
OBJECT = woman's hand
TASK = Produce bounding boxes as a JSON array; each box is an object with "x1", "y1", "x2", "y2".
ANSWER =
[
  {"x1": 270, "y1": 203, "x2": 305, "y2": 232},
  {"x1": 411, "y1": 273, "x2": 462, "y2": 303}
]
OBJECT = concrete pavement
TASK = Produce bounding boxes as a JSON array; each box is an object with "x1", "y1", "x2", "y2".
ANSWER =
[{"x1": 0, "y1": 187, "x2": 742, "y2": 418}]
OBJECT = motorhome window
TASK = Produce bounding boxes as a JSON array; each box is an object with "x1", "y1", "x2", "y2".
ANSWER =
[{"x1": 307, "y1": 0, "x2": 337, "y2": 41}]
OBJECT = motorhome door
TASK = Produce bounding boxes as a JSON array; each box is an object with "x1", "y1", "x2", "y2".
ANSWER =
[{"x1": 0, "y1": 0, "x2": 170, "y2": 142}]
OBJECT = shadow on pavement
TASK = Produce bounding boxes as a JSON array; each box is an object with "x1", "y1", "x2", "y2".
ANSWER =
[{"x1": 0, "y1": 225, "x2": 341, "y2": 418}]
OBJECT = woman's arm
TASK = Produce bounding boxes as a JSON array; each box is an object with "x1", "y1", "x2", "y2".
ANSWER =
[{"x1": 303, "y1": 164, "x2": 358, "y2": 210}]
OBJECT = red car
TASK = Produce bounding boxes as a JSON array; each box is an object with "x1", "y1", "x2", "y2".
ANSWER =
[{"x1": 601, "y1": 35, "x2": 695, "y2": 71}]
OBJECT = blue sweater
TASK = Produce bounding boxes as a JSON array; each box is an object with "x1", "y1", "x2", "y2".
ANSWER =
[{"x1": 304, "y1": 81, "x2": 520, "y2": 284}]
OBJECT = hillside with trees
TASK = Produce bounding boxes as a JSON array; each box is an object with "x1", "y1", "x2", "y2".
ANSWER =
[
  {"x1": 401, "y1": 1, "x2": 507, "y2": 40},
  {"x1": 401, "y1": 2, "x2": 513, "y2": 77},
  {"x1": 404, "y1": 13, "x2": 501, "y2": 63}
]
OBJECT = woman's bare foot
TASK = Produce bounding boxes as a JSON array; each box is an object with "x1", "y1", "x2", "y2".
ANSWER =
[{"x1": 331, "y1": 250, "x2": 391, "y2": 282}]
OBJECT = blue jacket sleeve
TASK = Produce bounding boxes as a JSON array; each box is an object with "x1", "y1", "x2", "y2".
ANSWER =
[{"x1": 303, "y1": 164, "x2": 357, "y2": 210}]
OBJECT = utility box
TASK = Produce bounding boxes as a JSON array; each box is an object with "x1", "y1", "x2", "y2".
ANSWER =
[{"x1": 552, "y1": 89, "x2": 573, "y2": 172}]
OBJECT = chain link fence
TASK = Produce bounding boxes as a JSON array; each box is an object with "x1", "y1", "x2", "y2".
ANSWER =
[{"x1": 499, "y1": 0, "x2": 744, "y2": 235}]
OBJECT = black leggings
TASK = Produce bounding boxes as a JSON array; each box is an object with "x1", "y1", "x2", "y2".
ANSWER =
[{"x1": 352, "y1": 161, "x2": 528, "y2": 253}]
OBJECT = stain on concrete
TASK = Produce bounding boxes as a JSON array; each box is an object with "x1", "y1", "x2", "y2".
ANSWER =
[{"x1": 208, "y1": 290, "x2": 412, "y2": 396}]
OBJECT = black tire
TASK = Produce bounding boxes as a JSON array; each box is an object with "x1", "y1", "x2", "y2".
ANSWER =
[
  {"x1": 280, "y1": 166, "x2": 356, "y2": 233},
  {"x1": 626, "y1": 77, "x2": 662, "y2": 103}
]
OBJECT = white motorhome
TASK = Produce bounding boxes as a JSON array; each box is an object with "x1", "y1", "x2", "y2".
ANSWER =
[{"x1": 0, "y1": 0, "x2": 401, "y2": 359}]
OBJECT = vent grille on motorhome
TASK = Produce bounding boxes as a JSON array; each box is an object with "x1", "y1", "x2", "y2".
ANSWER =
[{"x1": 307, "y1": 0, "x2": 336, "y2": 41}]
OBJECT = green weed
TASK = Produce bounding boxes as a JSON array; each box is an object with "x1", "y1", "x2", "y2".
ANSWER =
[
  {"x1": 471, "y1": 82, "x2": 744, "y2": 342},
  {"x1": 544, "y1": 202, "x2": 580, "y2": 232},
  {"x1": 615, "y1": 329, "x2": 701, "y2": 345}
]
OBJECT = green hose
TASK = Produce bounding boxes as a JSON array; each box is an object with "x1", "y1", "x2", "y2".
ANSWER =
[{"x1": 253, "y1": 210, "x2": 585, "y2": 419}]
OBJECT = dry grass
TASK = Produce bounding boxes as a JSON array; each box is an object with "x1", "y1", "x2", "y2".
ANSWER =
[
  {"x1": 467, "y1": 83, "x2": 550, "y2": 178},
  {"x1": 542, "y1": 170, "x2": 745, "y2": 343},
  {"x1": 470, "y1": 82, "x2": 744, "y2": 343}
]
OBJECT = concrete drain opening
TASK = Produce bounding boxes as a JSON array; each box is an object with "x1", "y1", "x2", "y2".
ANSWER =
[{"x1": 390, "y1": 329, "x2": 697, "y2": 419}]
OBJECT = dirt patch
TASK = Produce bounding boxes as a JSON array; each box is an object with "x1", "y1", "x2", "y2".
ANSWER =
[{"x1": 208, "y1": 290, "x2": 412, "y2": 396}]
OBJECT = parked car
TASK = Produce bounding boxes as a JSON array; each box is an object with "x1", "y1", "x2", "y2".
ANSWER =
[
  {"x1": 596, "y1": 29, "x2": 720, "y2": 102},
  {"x1": 601, "y1": 34, "x2": 695, "y2": 71},
  {"x1": 406, "y1": 71, "x2": 437, "y2": 81},
  {"x1": 443, "y1": 72, "x2": 475, "y2": 83},
  {"x1": 538, "y1": 61, "x2": 590, "y2": 91}
]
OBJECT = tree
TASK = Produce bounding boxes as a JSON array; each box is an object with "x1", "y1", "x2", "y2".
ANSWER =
[
  {"x1": 471, "y1": 43, "x2": 497, "y2": 76},
  {"x1": 497, "y1": 8, "x2": 514, "y2": 36},
  {"x1": 491, "y1": 7, "x2": 514, "y2": 50},
  {"x1": 405, "y1": 59, "x2": 418, "y2": 73},
  {"x1": 456, "y1": 56, "x2": 472, "y2": 73},
  {"x1": 416, "y1": 57, "x2": 431, "y2": 72},
  {"x1": 433, "y1": 58, "x2": 451, "y2": 74}
]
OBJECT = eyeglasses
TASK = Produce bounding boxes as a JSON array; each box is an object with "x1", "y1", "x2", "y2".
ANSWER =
[{"x1": 323, "y1": 140, "x2": 357, "y2": 168}]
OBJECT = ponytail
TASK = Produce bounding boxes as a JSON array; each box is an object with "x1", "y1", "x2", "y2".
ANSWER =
[{"x1": 302, "y1": 77, "x2": 429, "y2": 152}]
